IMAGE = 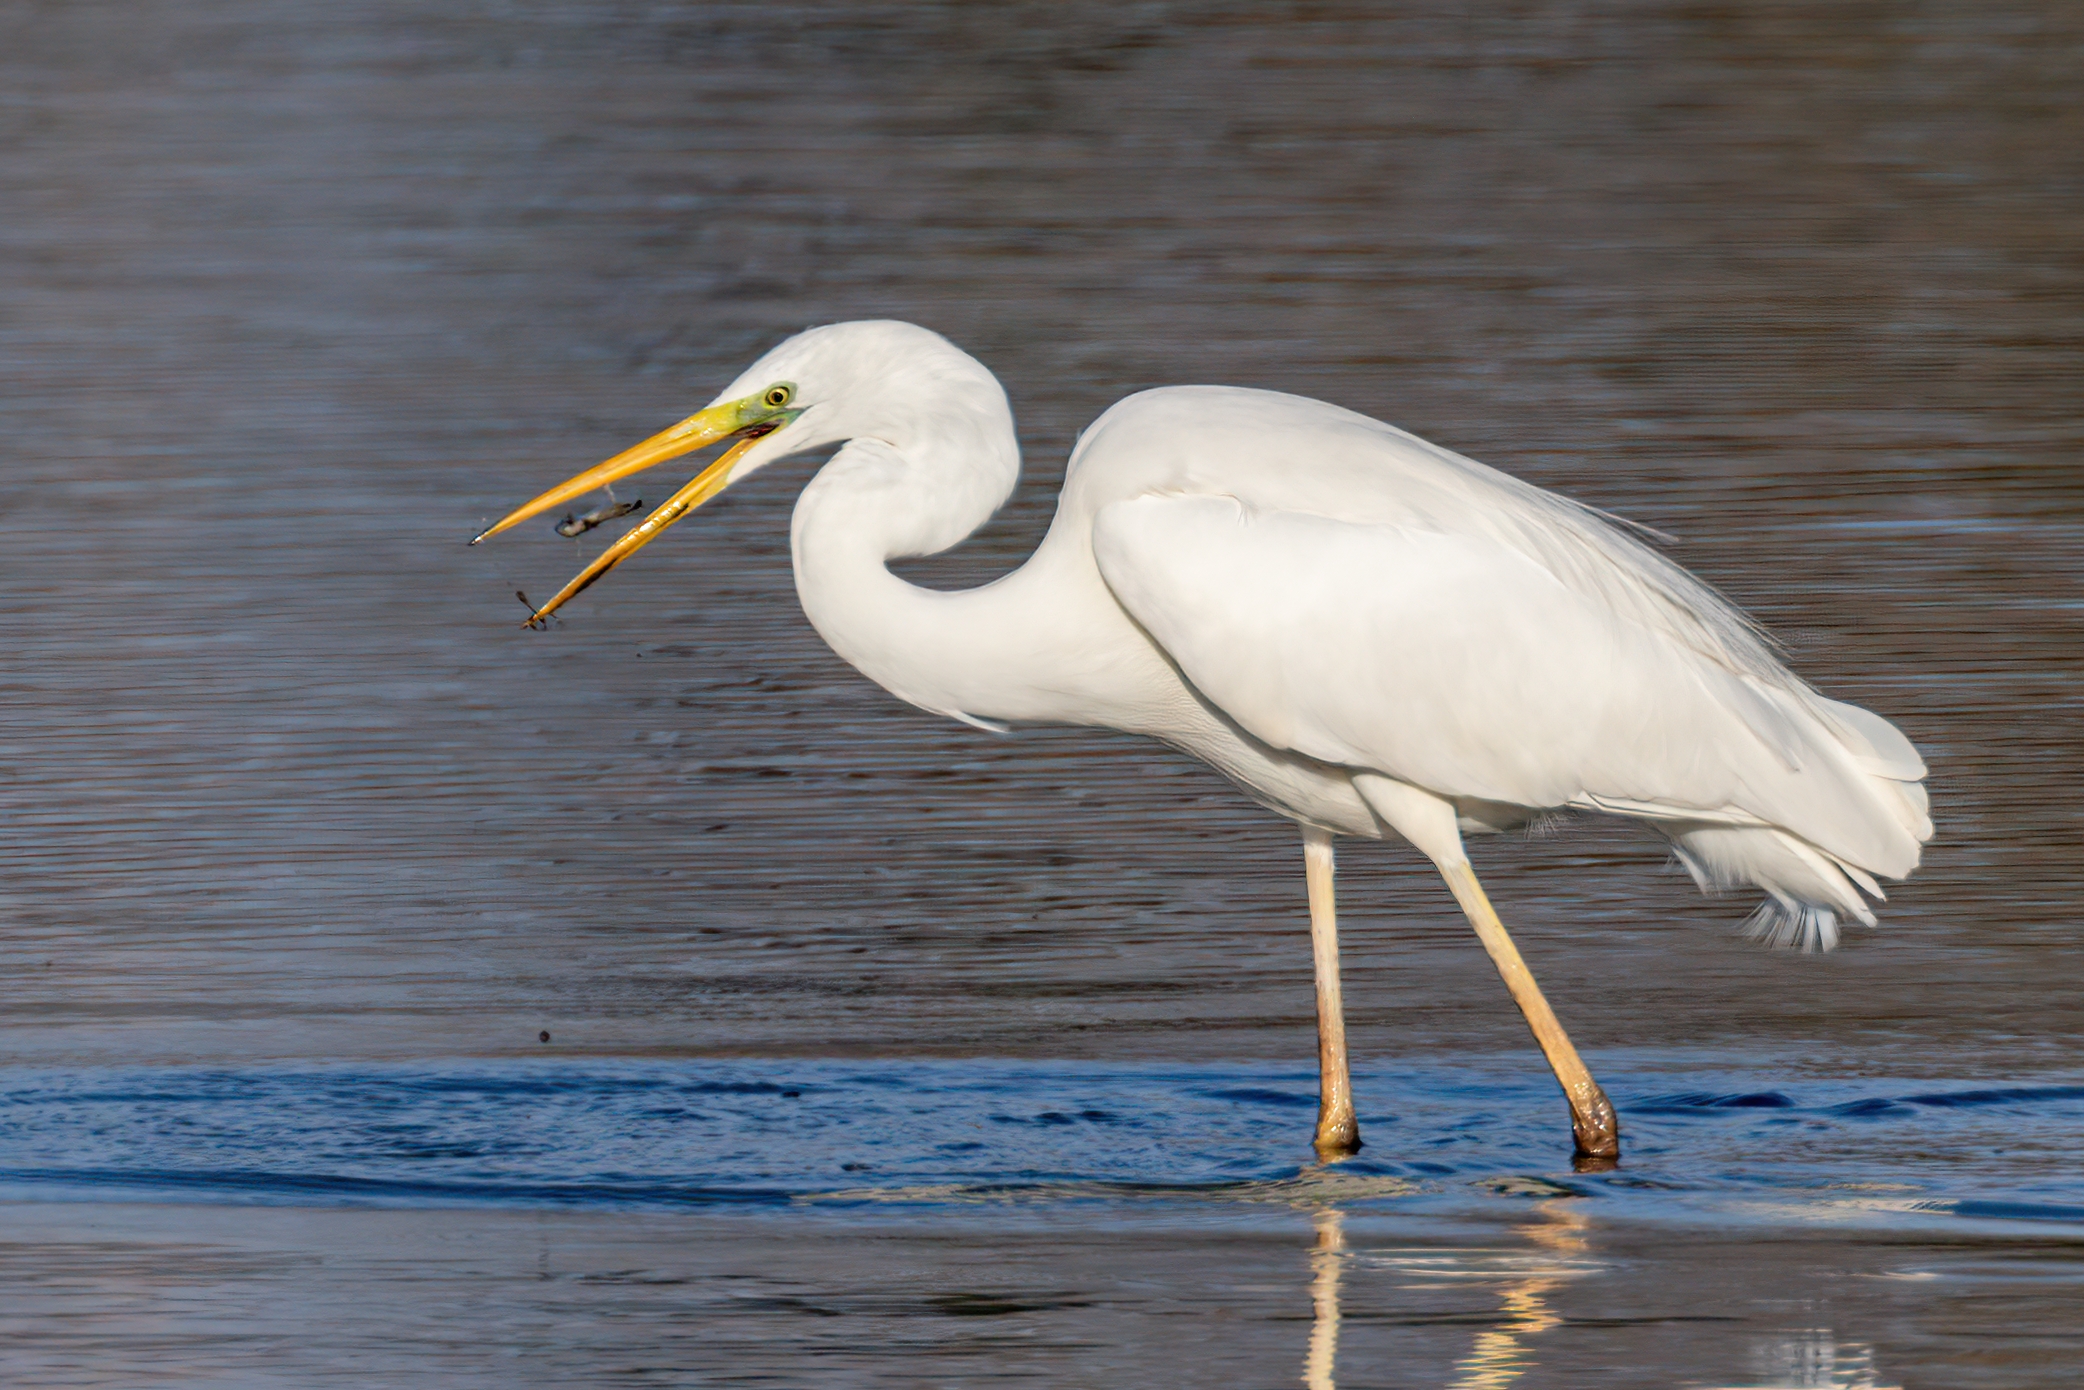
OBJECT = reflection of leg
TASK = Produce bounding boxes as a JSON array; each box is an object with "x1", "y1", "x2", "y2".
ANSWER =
[
  {"x1": 1448, "y1": 1205, "x2": 1589, "y2": 1390},
  {"x1": 1352, "y1": 774, "x2": 1618, "y2": 1160},
  {"x1": 1304, "y1": 827, "x2": 1360, "y2": 1157},
  {"x1": 1447, "y1": 1279, "x2": 1562, "y2": 1390},
  {"x1": 1304, "y1": 1208, "x2": 1344, "y2": 1390}
]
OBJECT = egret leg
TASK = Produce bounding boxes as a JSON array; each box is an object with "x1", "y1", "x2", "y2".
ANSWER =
[
  {"x1": 1303, "y1": 826, "x2": 1361, "y2": 1158},
  {"x1": 1351, "y1": 773, "x2": 1619, "y2": 1161},
  {"x1": 1438, "y1": 861, "x2": 1619, "y2": 1160}
]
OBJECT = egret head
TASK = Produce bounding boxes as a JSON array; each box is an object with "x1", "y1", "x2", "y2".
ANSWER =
[{"x1": 472, "y1": 320, "x2": 999, "y2": 626}]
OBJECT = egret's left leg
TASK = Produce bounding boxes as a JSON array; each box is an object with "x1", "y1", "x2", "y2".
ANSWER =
[
  {"x1": 1437, "y1": 861, "x2": 1620, "y2": 1160},
  {"x1": 1353, "y1": 774, "x2": 1620, "y2": 1161}
]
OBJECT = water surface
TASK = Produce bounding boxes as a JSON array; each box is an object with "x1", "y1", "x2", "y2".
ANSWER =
[{"x1": 0, "y1": 1, "x2": 2079, "y2": 1384}]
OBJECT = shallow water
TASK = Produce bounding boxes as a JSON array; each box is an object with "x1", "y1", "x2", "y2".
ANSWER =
[
  {"x1": 2, "y1": 1, "x2": 2081, "y2": 1385},
  {"x1": 8, "y1": 1058, "x2": 2084, "y2": 1221},
  {"x1": 5, "y1": 1056, "x2": 2084, "y2": 1385}
]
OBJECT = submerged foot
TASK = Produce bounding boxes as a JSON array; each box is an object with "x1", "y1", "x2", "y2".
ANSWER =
[
  {"x1": 1313, "y1": 1114, "x2": 1362, "y2": 1161},
  {"x1": 1569, "y1": 1083, "x2": 1621, "y2": 1161}
]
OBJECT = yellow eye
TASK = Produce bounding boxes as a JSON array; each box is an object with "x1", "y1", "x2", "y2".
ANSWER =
[{"x1": 763, "y1": 384, "x2": 793, "y2": 409}]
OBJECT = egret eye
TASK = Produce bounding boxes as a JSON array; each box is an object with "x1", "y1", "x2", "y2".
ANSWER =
[{"x1": 763, "y1": 384, "x2": 794, "y2": 409}]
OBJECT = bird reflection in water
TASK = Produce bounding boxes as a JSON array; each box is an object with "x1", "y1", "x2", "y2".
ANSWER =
[
  {"x1": 1441, "y1": 1206, "x2": 1587, "y2": 1390},
  {"x1": 1300, "y1": 1202, "x2": 1595, "y2": 1390},
  {"x1": 1709, "y1": 1333, "x2": 1901, "y2": 1390},
  {"x1": 1303, "y1": 1208, "x2": 1344, "y2": 1390}
]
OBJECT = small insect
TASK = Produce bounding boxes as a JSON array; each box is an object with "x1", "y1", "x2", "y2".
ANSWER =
[
  {"x1": 555, "y1": 498, "x2": 645, "y2": 538},
  {"x1": 514, "y1": 589, "x2": 554, "y2": 629}
]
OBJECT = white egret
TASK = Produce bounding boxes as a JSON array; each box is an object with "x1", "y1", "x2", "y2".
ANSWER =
[{"x1": 474, "y1": 321, "x2": 1932, "y2": 1160}]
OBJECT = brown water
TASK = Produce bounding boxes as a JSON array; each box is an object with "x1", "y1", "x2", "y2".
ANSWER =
[{"x1": 1, "y1": 2, "x2": 2081, "y2": 1385}]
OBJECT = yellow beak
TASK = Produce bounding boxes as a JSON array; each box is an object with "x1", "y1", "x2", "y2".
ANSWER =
[{"x1": 472, "y1": 397, "x2": 783, "y2": 627}]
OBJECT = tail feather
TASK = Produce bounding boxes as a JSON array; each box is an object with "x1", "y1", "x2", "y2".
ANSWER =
[
  {"x1": 1810, "y1": 694, "x2": 1926, "y2": 782},
  {"x1": 1667, "y1": 822, "x2": 1881, "y2": 953},
  {"x1": 1739, "y1": 900, "x2": 1846, "y2": 953},
  {"x1": 1660, "y1": 690, "x2": 1930, "y2": 951},
  {"x1": 1799, "y1": 692, "x2": 1934, "y2": 849}
]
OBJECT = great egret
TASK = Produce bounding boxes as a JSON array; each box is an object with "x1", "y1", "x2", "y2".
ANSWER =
[{"x1": 474, "y1": 321, "x2": 1931, "y2": 1160}]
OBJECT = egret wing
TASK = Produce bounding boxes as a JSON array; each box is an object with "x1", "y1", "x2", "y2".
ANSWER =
[
  {"x1": 1064, "y1": 387, "x2": 1789, "y2": 692},
  {"x1": 1091, "y1": 494, "x2": 1920, "y2": 876}
]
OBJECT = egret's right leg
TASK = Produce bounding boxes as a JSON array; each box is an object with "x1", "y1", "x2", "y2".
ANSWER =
[
  {"x1": 1353, "y1": 774, "x2": 1620, "y2": 1161},
  {"x1": 1303, "y1": 825, "x2": 1361, "y2": 1158}
]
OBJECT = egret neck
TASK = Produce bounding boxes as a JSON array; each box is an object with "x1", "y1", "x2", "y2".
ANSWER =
[{"x1": 787, "y1": 419, "x2": 1126, "y2": 734}]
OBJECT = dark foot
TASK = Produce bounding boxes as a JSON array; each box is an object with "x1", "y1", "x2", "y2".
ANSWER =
[
  {"x1": 1569, "y1": 1084, "x2": 1621, "y2": 1161},
  {"x1": 1313, "y1": 1116, "x2": 1362, "y2": 1160}
]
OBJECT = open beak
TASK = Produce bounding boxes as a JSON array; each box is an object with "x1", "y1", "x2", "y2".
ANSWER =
[{"x1": 471, "y1": 397, "x2": 788, "y2": 627}]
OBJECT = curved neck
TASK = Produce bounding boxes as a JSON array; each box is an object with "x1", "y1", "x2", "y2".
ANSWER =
[
  {"x1": 789, "y1": 429, "x2": 1114, "y2": 728},
  {"x1": 788, "y1": 428, "x2": 1013, "y2": 717}
]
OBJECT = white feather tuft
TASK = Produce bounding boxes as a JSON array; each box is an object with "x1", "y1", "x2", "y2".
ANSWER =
[
  {"x1": 1740, "y1": 899, "x2": 1843, "y2": 953},
  {"x1": 1666, "y1": 822, "x2": 1878, "y2": 952}
]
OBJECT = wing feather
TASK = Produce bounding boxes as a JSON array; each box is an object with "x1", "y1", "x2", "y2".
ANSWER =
[
  {"x1": 1092, "y1": 493, "x2": 1924, "y2": 878},
  {"x1": 1067, "y1": 387, "x2": 1792, "y2": 688}
]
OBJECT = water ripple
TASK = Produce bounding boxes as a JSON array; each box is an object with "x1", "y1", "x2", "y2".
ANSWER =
[{"x1": 3, "y1": 1059, "x2": 2080, "y2": 1233}]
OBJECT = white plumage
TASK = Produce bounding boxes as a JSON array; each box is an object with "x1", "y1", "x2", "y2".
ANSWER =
[
  {"x1": 777, "y1": 326, "x2": 1928, "y2": 942},
  {"x1": 479, "y1": 318, "x2": 1934, "y2": 1157},
  {"x1": 1086, "y1": 435, "x2": 1930, "y2": 952}
]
